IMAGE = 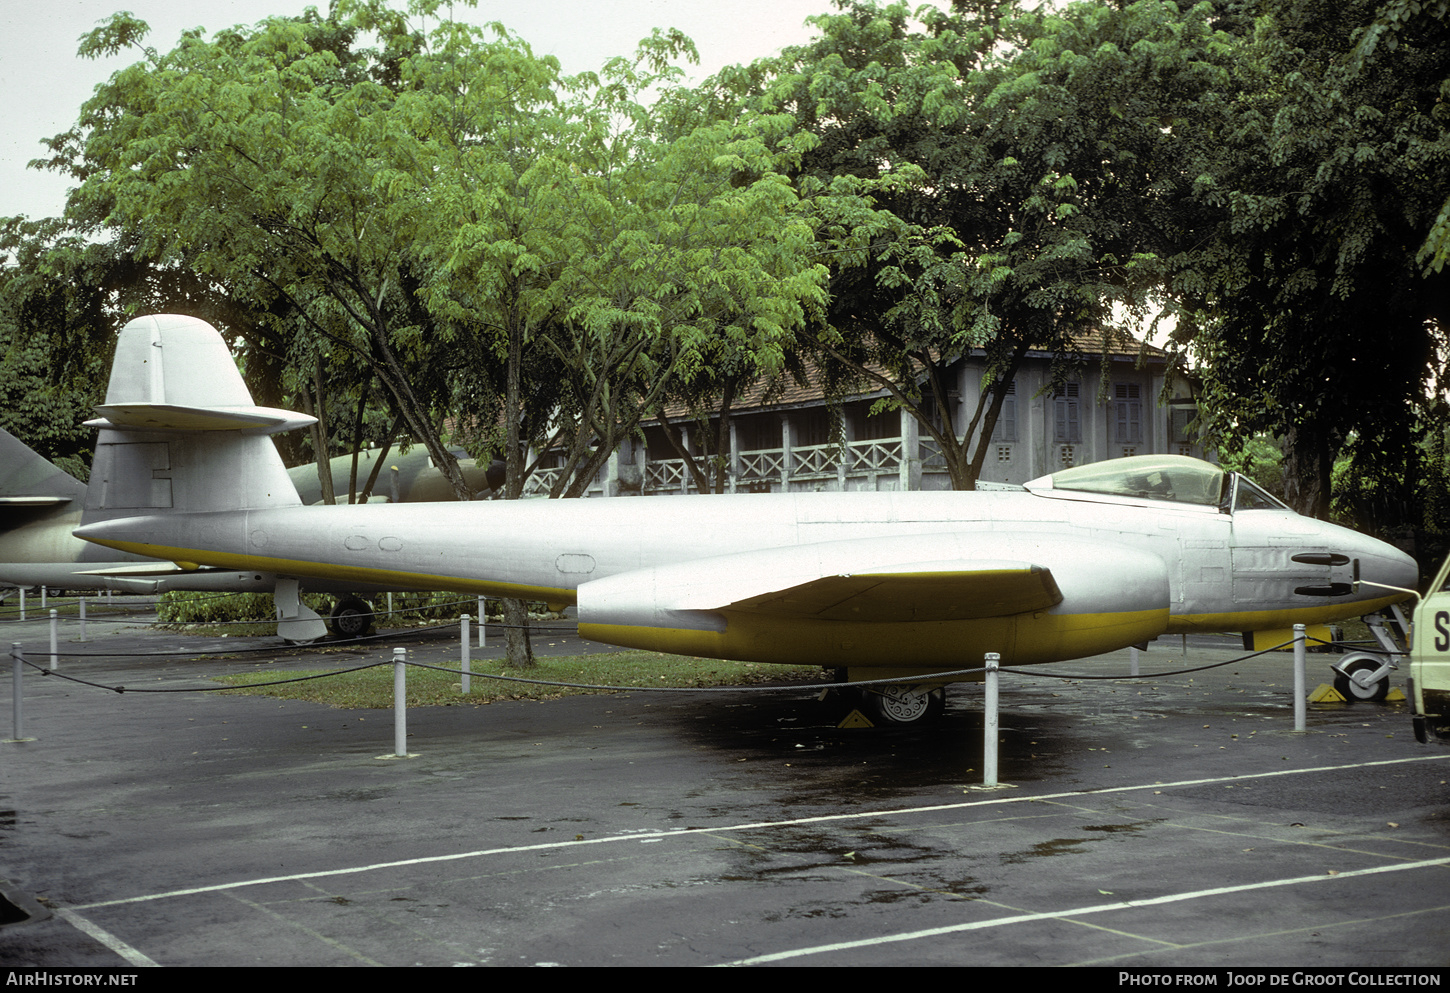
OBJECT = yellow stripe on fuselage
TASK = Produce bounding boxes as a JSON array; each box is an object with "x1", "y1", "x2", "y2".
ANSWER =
[
  {"x1": 1166, "y1": 593, "x2": 1410, "y2": 634},
  {"x1": 582, "y1": 605, "x2": 1171, "y2": 669}
]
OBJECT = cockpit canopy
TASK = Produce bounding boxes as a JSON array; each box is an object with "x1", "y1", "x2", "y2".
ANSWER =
[{"x1": 1023, "y1": 455, "x2": 1289, "y2": 514}]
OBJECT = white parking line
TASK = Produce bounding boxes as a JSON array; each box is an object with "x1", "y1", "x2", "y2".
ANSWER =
[
  {"x1": 54, "y1": 908, "x2": 160, "y2": 967},
  {"x1": 71, "y1": 752, "x2": 1450, "y2": 913},
  {"x1": 716, "y1": 856, "x2": 1450, "y2": 966}
]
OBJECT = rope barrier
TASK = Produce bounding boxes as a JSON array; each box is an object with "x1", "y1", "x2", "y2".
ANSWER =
[{"x1": 6, "y1": 633, "x2": 1367, "y2": 698}]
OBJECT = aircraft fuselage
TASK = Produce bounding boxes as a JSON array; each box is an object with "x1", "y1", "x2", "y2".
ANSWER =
[{"x1": 76, "y1": 486, "x2": 1415, "y2": 668}]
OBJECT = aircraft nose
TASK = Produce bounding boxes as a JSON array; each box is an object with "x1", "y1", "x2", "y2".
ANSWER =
[{"x1": 1354, "y1": 534, "x2": 1419, "y2": 598}]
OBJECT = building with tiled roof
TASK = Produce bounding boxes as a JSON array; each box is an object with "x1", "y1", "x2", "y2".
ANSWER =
[{"x1": 525, "y1": 332, "x2": 1203, "y2": 497}]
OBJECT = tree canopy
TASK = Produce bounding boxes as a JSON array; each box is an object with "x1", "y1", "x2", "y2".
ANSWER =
[
  {"x1": 1174, "y1": 0, "x2": 1450, "y2": 519},
  {"x1": 27, "y1": 0, "x2": 832, "y2": 509},
  {"x1": 708, "y1": 0, "x2": 1239, "y2": 489}
]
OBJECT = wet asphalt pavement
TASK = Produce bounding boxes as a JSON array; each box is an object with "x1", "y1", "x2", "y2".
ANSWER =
[{"x1": 1, "y1": 602, "x2": 1449, "y2": 968}]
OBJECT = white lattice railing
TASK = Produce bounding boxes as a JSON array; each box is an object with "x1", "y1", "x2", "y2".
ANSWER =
[
  {"x1": 520, "y1": 467, "x2": 563, "y2": 498},
  {"x1": 641, "y1": 438, "x2": 913, "y2": 493},
  {"x1": 644, "y1": 458, "x2": 735, "y2": 494},
  {"x1": 848, "y1": 439, "x2": 902, "y2": 473},
  {"x1": 645, "y1": 459, "x2": 687, "y2": 492},
  {"x1": 737, "y1": 449, "x2": 785, "y2": 481},
  {"x1": 791, "y1": 443, "x2": 842, "y2": 477},
  {"x1": 918, "y1": 439, "x2": 947, "y2": 469}
]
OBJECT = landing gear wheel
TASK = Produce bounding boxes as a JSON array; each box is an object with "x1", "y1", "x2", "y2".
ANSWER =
[
  {"x1": 1334, "y1": 657, "x2": 1390, "y2": 703},
  {"x1": 330, "y1": 597, "x2": 375, "y2": 638},
  {"x1": 868, "y1": 686, "x2": 946, "y2": 725}
]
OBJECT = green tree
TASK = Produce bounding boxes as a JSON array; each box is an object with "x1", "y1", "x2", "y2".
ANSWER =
[
  {"x1": 1177, "y1": 0, "x2": 1450, "y2": 518},
  {"x1": 42, "y1": 1, "x2": 835, "y2": 662},
  {"x1": 729, "y1": 0, "x2": 1236, "y2": 489},
  {"x1": 398, "y1": 20, "x2": 829, "y2": 502},
  {"x1": 52, "y1": 6, "x2": 476, "y2": 500}
]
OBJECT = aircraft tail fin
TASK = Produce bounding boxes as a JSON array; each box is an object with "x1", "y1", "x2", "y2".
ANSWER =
[
  {"x1": 0, "y1": 429, "x2": 87, "y2": 504},
  {"x1": 82, "y1": 315, "x2": 314, "y2": 524},
  {"x1": 0, "y1": 428, "x2": 87, "y2": 530}
]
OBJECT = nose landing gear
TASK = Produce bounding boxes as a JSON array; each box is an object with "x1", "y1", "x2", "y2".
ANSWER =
[
  {"x1": 1329, "y1": 609, "x2": 1408, "y2": 703},
  {"x1": 1331, "y1": 653, "x2": 1394, "y2": 702}
]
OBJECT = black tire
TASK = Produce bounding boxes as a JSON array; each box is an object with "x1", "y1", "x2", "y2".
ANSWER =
[
  {"x1": 868, "y1": 686, "x2": 946, "y2": 725},
  {"x1": 330, "y1": 597, "x2": 375, "y2": 638},
  {"x1": 1334, "y1": 657, "x2": 1390, "y2": 703}
]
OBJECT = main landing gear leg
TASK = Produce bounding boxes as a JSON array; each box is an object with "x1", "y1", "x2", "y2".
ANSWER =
[{"x1": 274, "y1": 578, "x2": 326, "y2": 644}]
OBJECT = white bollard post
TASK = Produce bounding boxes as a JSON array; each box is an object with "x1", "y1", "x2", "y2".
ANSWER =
[
  {"x1": 40, "y1": 587, "x2": 46, "y2": 610},
  {"x1": 11, "y1": 643, "x2": 22, "y2": 741},
  {"x1": 1129, "y1": 645, "x2": 1140, "y2": 677},
  {"x1": 49, "y1": 610, "x2": 58, "y2": 671},
  {"x1": 477, "y1": 596, "x2": 485, "y2": 648},
  {"x1": 460, "y1": 615, "x2": 471, "y2": 695},
  {"x1": 393, "y1": 647, "x2": 408, "y2": 757},
  {"x1": 78, "y1": 597, "x2": 86, "y2": 643},
  {"x1": 1293, "y1": 623, "x2": 1306, "y2": 732},
  {"x1": 387, "y1": 592, "x2": 393, "y2": 620},
  {"x1": 18, "y1": 587, "x2": 24, "y2": 622},
  {"x1": 984, "y1": 653, "x2": 1000, "y2": 788}
]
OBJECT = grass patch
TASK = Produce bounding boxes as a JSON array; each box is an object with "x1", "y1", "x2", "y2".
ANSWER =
[{"x1": 215, "y1": 651, "x2": 827, "y2": 708}]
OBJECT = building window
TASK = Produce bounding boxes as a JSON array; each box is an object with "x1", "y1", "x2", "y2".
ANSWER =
[
  {"x1": 1114, "y1": 383, "x2": 1143, "y2": 445},
  {"x1": 1054, "y1": 383, "x2": 1081, "y2": 444},
  {"x1": 793, "y1": 407, "x2": 835, "y2": 448},
  {"x1": 735, "y1": 415, "x2": 782, "y2": 453},
  {"x1": 849, "y1": 401, "x2": 900, "y2": 441},
  {"x1": 990, "y1": 380, "x2": 1017, "y2": 443},
  {"x1": 1169, "y1": 406, "x2": 1196, "y2": 443}
]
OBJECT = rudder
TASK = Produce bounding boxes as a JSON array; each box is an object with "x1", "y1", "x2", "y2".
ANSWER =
[{"x1": 83, "y1": 315, "x2": 314, "y2": 524}]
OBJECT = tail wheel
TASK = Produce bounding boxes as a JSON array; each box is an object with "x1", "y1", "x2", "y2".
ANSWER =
[
  {"x1": 1334, "y1": 656, "x2": 1390, "y2": 703},
  {"x1": 330, "y1": 597, "x2": 375, "y2": 638},
  {"x1": 868, "y1": 686, "x2": 946, "y2": 725}
]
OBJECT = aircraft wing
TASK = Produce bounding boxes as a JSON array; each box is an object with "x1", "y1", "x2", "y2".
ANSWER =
[
  {"x1": 576, "y1": 531, "x2": 1171, "y2": 665},
  {"x1": 577, "y1": 532, "x2": 1135, "y2": 632},
  {"x1": 720, "y1": 565, "x2": 1062, "y2": 622}
]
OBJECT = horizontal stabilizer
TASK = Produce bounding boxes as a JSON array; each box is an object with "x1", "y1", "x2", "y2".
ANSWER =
[
  {"x1": 73, "y1": 562, "x2": 211, "y2": 577},
  {"x1": 88, "y1": 402, "x2": 315, "y2": 436},
  {"x1": 0, "y1": 496, "x2": 72, "y2": 507}
]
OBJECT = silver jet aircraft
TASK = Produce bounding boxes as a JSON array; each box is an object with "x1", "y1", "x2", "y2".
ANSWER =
[{"x1": 74, "y1": 315, "x2": 1418, "y2": 722}]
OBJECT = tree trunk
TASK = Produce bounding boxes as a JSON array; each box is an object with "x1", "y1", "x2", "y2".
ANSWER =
[
  {"x1": 299, "y1": 374, "x2": 336, "y2": 505},
  {"x1": 1282, "y1": 423, "x2": 1333, "y2": 519},
  {"x1": 500, "y1": 308, "x2": 535, "y2": 668},
  {"x1": 347, "y1": 380, "x2": 370, "y2": 504},
  {"x1": 502, "y1": 597, "x2": 535, "y2": 669}
]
